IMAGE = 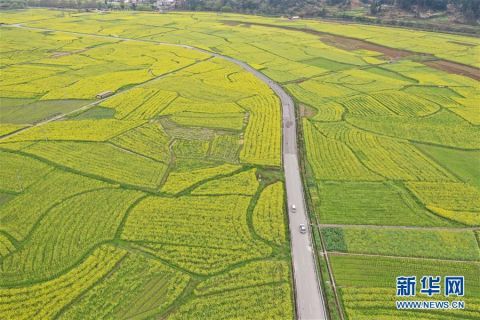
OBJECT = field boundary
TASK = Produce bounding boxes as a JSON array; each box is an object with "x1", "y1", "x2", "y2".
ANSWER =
[
  {"x1": 1, "y1": 23, "x2": 322, "y2": 317},
  {"x1": 328, "y1": 251, "x2": 480, "y2": 264},
  {"x1": 318, "y1": 223, "x2": 479, "y2": 231},
  {"x1": 295, "y1": 98, "x2": 345, "y2": 320},
  {"x1": 219, "y1": 20, "x2": 480, "y2": 81}
]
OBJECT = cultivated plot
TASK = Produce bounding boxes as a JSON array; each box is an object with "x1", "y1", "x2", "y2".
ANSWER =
[
  {"x1": 0, "y1": 19, "x2": 290, "y2": 319},
  {"x1": 0, "y1": 9, "x2": 478, "y2": 320}
]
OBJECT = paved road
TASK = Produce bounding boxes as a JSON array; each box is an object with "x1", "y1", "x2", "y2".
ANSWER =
[
  {"x1": 221, "y1": 57, "x2": 328, "y2": 320},
  {"x1": 5, "y1": 24, "x2": 328, "y2": 320}
]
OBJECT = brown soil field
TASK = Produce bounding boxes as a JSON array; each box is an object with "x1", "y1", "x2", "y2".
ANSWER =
[{"x1": 222, "y1": 20, "x2": 480, "y2": 80}]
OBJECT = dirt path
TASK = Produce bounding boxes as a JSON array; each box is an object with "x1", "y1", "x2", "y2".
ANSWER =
[
  {"x1": 318, "y1": 223, "x2": 479, "y2": 231},
  {"x1": 221, "y1": 20, "x2": 480, "y2": 81},
  {"x1": 2, "y1": 23, "x2": 329, "y2": 320},
  {"x1": 0, "y1": 49, "x2": 207, "y2": 141},
  {"x1": 328, "y1": 251, "x2": 480, "y2": 264}
]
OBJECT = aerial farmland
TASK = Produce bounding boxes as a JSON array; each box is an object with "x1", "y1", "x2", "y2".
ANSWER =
[{"x1": 0, "y1": 7, "x2": 478, "y2": 320}]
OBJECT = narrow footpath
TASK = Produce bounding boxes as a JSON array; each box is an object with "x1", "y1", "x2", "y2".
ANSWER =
[{"x1": 5, "y1": 24, "x2": 329, "y2": 320}]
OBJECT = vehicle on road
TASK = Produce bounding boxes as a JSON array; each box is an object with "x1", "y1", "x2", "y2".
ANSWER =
[
  {"x1": 291, "y1": 204, "x2": 296, "y2": 212},
  {"x1": 299, "y1": 224, "x2": 307, "y2": 234},
  {"x1": 96, "y1": 90, "x2": 113, "y2": 99}
]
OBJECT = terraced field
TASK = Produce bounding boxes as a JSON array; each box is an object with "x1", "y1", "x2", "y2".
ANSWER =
[
  {"x1": 1, "y1": 9, "x2": 479, "y2": 320},
  {"x1": 0, "y1": 18, "x2": 291, "y2": 319}
]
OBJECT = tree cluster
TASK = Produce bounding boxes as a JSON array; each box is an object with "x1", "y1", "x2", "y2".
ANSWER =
[
  {"x1": 455, "y1": 0, "x2": 480, "y2": 23},
  {"x1": 180, "y1": 0, "x2": 479, "y2": 22},
  {"x1": 0, "y1": 0, "x2": 156, "y2": 10},
  {"x1": 0, "y1": 0, "x2": 477, "y2": 25},
  {"x1": 0, "y1": 0, "x2": 27, "y2": 9},
  {"x1": 371, "y1": 0, "x2": 479, "y2": 22},
  {"x1": 395, "y1": 0, "x2": 448, "y2": 11},
  {"x1": 180, "y1": 0, "x2": 335, "y2": 16}
]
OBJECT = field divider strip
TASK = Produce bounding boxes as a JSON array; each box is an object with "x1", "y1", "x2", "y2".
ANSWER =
[
  {"x1": 0, "y1": 147, "x2": 163, "y2": 195},
  {"x1": 328, "y1": 251, "x2": 480, "y2": 263},
  {"x1": 318, "y1": 223, "x2": 479, "y2": 231},
  {"x1": 52, "y1": 250, "x2": 128, "y2": 320},
  {"x1": 0, "y1": 34, "x2": 212, "y2": 143},
  {"x1": 219, "y1": 20, "x2": 480, "y2": 81},
  {"x1": 0, "y1": 239, "x2": 115, "y2": 288},
  {"x1": 296, "y1": 114, "x2": 344, "y2": 320},
  {"x1": 3, "y1": 23, "x2": 328, "y2": 318},
  {"x1": 194, "y1": 280, "x2": 289, "y2": 298},
  {"x1": 116, "y1": 239, "x2": 278, "y2": 279},
  {"x1": 0, "y1": 187, "x2": 119, "y2": 262},
  {"x1": 0, "y1": 230, "x2": 21, "y2": 249},
  {"x1": 106, "y1": 142, "x2": 169, "y2": 166},
  {"x1": 114, "y1": 194, "x2": 150, "y2": 239}
]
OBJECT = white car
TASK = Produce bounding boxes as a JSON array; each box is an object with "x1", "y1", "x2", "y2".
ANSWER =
[
  {"x1": 299, "y1": 224, "x2": 307, "y2": 234},
  {"x1": 291, "y1": 204, "x2": 296, "y2": 212}
]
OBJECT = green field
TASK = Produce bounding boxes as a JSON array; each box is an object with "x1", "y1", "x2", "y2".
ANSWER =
[
  {"x1": 0, "y1": 13, "x2": 291, "y2": 319},
  {"x1": 0, "y1": 8, "x2": 479, "y2": 320},
  {"x1": 330, "y1": 255, "x2": 480, "y2": 319}
]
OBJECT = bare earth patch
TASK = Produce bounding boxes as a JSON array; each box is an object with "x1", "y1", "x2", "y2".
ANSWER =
[
  {"x1": 300, "y1": 104, "x2": 317, "y2": 118},
  {"x1": 222, "y1": 20, "x2": 480, "y2": 80},
  {"x1": 51, "y1": 49, "x2": 86, "y2": 58},
  {"x1": 424, "y1": 60, "x2": 480, "y2": 81},
  {"x1": 319, "y1": 34, "x2": 411, "y2": 60}
]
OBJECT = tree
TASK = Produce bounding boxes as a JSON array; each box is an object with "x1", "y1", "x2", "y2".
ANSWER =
[
  {"x1": 396, "y1": 0, "x2": 448, "y2": 11},
  {"x1": 0, "y1": 0, "x2": 26, "y2": 8},
  {"x1": 455, "y1": 0, "x2": 480, "y2": 23},
  {"x1": 370, "y1": 0, "x2": 382, "y2": 14}
]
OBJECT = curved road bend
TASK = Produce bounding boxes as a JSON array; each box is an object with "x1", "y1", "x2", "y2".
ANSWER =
[
  {"x1": 214, "y1": 54, "x2": 328, "y2": 320},
  {"x1": 5, "y1": 24, "x2": 328, "y2": 320}
]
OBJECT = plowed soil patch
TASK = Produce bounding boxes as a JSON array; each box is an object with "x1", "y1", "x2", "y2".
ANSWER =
[
  {"x1": 424, "y1": 60, "x2": 480, "y2": 81},
  {"x1": 222, "y1": 20, "x2": 480, "y2": 80}
]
